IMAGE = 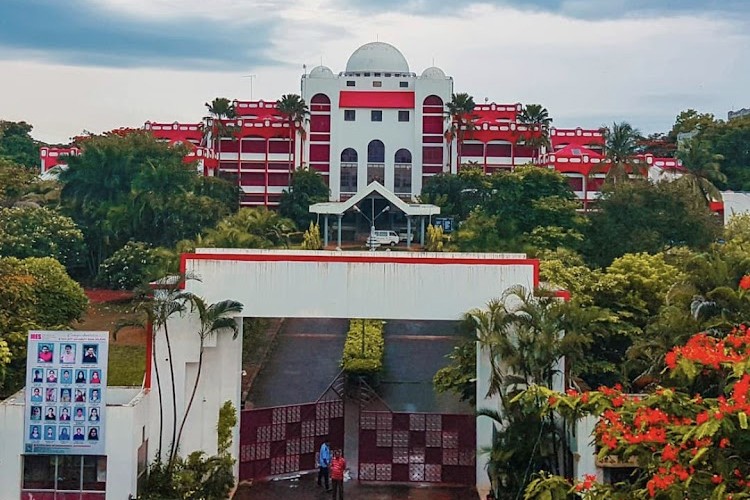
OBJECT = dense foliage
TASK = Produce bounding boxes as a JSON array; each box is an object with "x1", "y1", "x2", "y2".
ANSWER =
[
  {"x1": 58, "y1": 132, "x2": 236, "y2": 278},
  {"x1": 0, "y1": 257, "x2": 87, "y2": 396},
  {"x1": 342, "y1": 319, "x2": 385, "y2": 374},
  {"x1": 0, "y1": 207, "x2": 85, "y2": 268},
  {"x1": 278, "y1": 168, "x2": 329, "y2": 229},
  {"x1": 96, "y1": 241, "x2": 172, "y2": 290},
  {"x1": 0, "y1": 120, "x2": 39, "y2": 169}
]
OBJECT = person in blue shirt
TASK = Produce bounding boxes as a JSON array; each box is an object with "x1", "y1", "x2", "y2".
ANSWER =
[{"x1": 317, "y1": 437, "x2": 331, "y2": 491}]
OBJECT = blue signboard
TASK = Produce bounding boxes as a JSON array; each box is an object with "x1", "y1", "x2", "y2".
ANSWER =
[{"x1": 25, "y1": 330, "x2": 108, "y2": 455}]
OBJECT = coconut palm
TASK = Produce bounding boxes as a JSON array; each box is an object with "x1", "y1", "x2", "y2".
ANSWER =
[
  {"x1": 446, "y1": 93, "x2": 476, "y2": 170},
  {"x1": 172, "y1": 296, "x2": 244, "y2": 466},
  {"x1": 517, "y1": 104, "x2": 552, "y2": 161},
  {"x1": 675, "y1": 139, "x2": 726, "y2": 205},
  {"x1": 593, "y1": 122, "x2": 644, "y2": 183},
  {"x1": 276, "y1": 94, "x2": 309, "y2": 188},
  {"x1": 202, "y1": 207, "x2": 296, "y2": 248},
  {"x1": 205, "y1": 98, "x2": 237, "y2": 182}
]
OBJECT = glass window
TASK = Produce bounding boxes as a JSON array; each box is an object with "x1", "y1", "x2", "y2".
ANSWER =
[
  {"x1": 364, "y1": 72, "x2": 371, "y2": 77},
  {"x1": 346, "y1": 81, "x2": 355, "y2": 87},
  {"x1": 344, "y1": 110, "x2": 356, "y2": 121},
  {"x1": 384, "y1": 73, "x2": 392, "y2": 77},
  {"x1": 57, "y1": 455, "x2": 82, "y2": 491},
  {"x1": 23, "y1": 455, "x2": 56, "y2": 490},
  {"x1": 371, "y1": 110, "x2": 383, "y2": 122},
  {"x1": 82, "y1": 456, "x2": 107, "y2": 491},
  {"x1": 372, "y1": 81, "x2": 382, "y2": 87},
  {"x1": 398, "y1": 110, "x2": 409, "y2": 122},
  {"x1": 394, "y1": 164, "x2": 412, "y2": 194},
  {"x1": 340, "y1": 164, "x2": 358, "y2": 193},
  {"x1": 374, "y1": 72, "x2": 381, "y2": 77},
  {"x1": 399, "y1": 81, "x2": 408, "y2": 88}
]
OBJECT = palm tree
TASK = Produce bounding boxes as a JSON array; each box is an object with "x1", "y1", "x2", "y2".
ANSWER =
[
  {"x1": 517, "y1": 104, "x2": 552, "y2": 162},
  {"x1": 276, "y1": 94, "x2": 309, "y2": 188},
  {"x1": 205, "y1": 98, "x2": 237, "y2": 184},
  {"x1": 203, "y1": 207, "x2": 296, "y2": 248},
  {"x1": 117, "y1": 274, "x2": 198, "y2": 461},
  {"x1": 446, "y1": 93, "x2": 476, "y2": 171},
  {"x1": 675, "y1": 139, "x2": 726, "y2": 206},
  {"x1": 593, "y1": 122, "x2": 644, "y2": 184},
  {"x1": 172, "y1": 296, "x2": 244, "y2": 466}
]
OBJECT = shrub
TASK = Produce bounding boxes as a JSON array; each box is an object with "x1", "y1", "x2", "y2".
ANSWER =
[
  {"x1": 96, "y1": 241, "x2": 170, "y2": 290},
  {"x1": 301, "y1": 222, "x2": 322, "y2": 250},
  {"x1": 342, "y1": 319, "x2": 385, "y2": 374}
]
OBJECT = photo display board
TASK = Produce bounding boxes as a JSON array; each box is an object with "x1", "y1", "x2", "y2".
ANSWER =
[{"x1": 25, "y1": 330, "x2": 108, "y2": 455}]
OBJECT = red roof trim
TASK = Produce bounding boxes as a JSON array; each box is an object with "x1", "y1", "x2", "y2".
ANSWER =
[{"x1": 339, "y1": 91, "x2": 415, "y2": 109}]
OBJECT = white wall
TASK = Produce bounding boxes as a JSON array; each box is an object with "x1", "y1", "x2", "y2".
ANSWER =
[
  {"x1": 160, "y1": 249, "x2": 537, "y2": 495},
  {"x1": 0, "y1": 388, "x2": 148, "y2": 500}
]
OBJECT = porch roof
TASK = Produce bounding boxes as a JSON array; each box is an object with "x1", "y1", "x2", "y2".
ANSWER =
[{"x1": 309, "y1": 182, "x2": 441, "y2": 217}]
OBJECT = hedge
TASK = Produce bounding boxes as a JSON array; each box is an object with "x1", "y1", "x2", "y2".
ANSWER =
[{"x1": 341, "y1": 319, "x2": 385, "y2": 374}]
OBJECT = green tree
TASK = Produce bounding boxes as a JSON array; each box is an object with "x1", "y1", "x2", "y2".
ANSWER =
[
  {"x1": 669, "y1": 108, "x2": 716, "y2": 138},
  {"x1": 582, "y1": 179, "x2": 720, "y2": 267},
  {"x1": 0, "y1": 257, "x2": 87, "y2": 396},
  {"x1": 419, "y1": 167, "x2": 490, "y2": 219},
  {"x1": 202, "y1": 208, "x2": 296, "y2": 248},
  {"x1": 204, "y1": 98, "x2": 237, "y2": 185},
  {"x1": 675, "y1": 139, "x2": 726, "y2": 205},
  {"x1": 594, "y1": 121, "x2": 645, "y2": 183},
  {"x1": 0, "y1": 158, "x2": 38, "y2": 206},
  {"x1": 276, "y1": 94, "x2": 309, "y2": 187},
  {"x1": 446, "y1": 93, "x2": 476, "y2": 169},
  {"x1": 301, "y1": 222, "x2": 323, "y2": 250},
  {"x1": 0, "y1": 207, "x2": 85, "y2": 268},
  {"x1": 0, "y1": 120, "x2": 40, "y2": 169},
  {"x1": 517, "y1": 104, "x2": 552, "y2": 159},
  {"x1": 173, "y1": 298, "x2": 243, "y2": 466},
  {"x1": 278, "y1": 169, "x2": 329, "y2": 229},
  {"x1": 697, "y1": 115, "x2": 750, "y2": 190}
]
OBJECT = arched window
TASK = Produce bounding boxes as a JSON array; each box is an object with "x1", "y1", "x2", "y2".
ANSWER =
[
  {"x1": 310, "y1": 93, "x2": 330, "y2": 104},
  {"x1": 341, "y1": 148, "x2": 358, "y2": 163},
  {"x1": 423, "y1": 95, "x2": 443, "y2": 106},
  {"x1": 394, "y1": 148, "x2": 412, "y2": 164},
  {"x1": 367, "y1": 140, "x2": 385, "y2": 184},
  {"x1": 367, "y1": 140, "x2": 385, "y2": 163},
  {"x1": 340, "y1": 148, "x2": 358, "y2": 194}
]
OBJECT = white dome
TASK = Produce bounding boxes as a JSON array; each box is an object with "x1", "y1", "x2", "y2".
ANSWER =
[
  {"x1": 421, "y1": 66, "x2": 446, "y2": 79},
  {"x1": 309, "y1": 65, "x2": 334, "y2": 78},
  {"x1": 345, "y1": 42, "x2": 410, "y2": 73}
]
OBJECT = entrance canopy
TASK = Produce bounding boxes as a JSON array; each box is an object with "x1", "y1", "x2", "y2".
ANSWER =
[
  {"x1": 309, "y1": 181, "x2": 440, "y2": 217},
  {"x1": 309, "y1": 182, "x2": 440, "y2": 248}
]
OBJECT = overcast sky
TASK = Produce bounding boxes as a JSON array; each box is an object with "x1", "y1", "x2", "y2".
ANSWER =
[{"x1": 1, "y1": 0, "x2": 748, "y2": 144}]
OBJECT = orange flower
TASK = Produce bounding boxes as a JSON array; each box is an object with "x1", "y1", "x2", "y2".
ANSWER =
[{"x1": 740, "y1": 275, "x2": 750, "y2": 290}]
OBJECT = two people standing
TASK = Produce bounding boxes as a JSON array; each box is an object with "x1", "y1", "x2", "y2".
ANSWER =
[{"x1": 318, "y1": 438, "x2": 347, "y2": 499}]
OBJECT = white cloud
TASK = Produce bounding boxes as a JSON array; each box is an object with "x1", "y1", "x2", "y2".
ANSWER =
[{"x1": 2, "y1": 1, "x2": 748, "y2": 143}]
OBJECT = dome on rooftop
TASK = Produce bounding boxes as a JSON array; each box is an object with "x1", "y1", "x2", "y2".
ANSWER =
[
  {"x1": 345, "y1": 42, "x2": 410, "y2": 73},
  {"x1": 421, "y1": 66, "x2": 446, "y2": 79},
  {"x1": 309, "y1": 65, "x2": 334, "y2": 78}
]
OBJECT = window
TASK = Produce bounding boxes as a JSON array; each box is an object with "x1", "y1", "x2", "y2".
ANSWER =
[
  {"x1": 384, "y1": 73, "x2": 392, "y2": 77},
  {"x1": 23, "y1": 455, "x2": 107, "y2": 493},
  {"x1": 374, "y1": 72, "x2": 381, "y2": 77},
  {"x1": 371, "y1": 110, "x2": 383, "y2": 122},
  {"x1": 344, "y1": 110, "x2": 356, "y2": 121},
  {"x1": 364, "y1": 72, "x2": 371, "y2": 77},
  {"x1": 346, "y1": 80, "x2": 355, "y2": 87},
  {"x1": 399, "y1": 81, "x2": 409, "y2": 88},
  {"x1": 394, "y1": 163, "x2": 412, "y2": 194},
  {"x1": 398, "y1": 110, "x2": 409, "y2": 122},
  {"x1": 372, "y1": 81, "x2": 382, "y2": 87},
  {"x1": 340, "y1": 164, "x2": 358, "y2": 193}
]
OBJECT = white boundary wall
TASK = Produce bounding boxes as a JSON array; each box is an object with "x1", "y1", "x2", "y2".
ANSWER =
[{"x1": 154, "y1": 249, "x2": 538, "y2": 496}]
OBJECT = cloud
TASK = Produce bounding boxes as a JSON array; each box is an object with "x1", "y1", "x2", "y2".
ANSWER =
[{"x1": 0, "y1": 0, "x2": 279, "y2": 69}]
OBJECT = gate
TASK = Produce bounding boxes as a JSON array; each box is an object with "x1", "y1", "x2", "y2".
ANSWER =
[
  {"x1": 239, "y1": 376, "x2": 344, "y2": 481},
  {"x1": 358, "y1": 409, "x2": 476, "y2": 485}
]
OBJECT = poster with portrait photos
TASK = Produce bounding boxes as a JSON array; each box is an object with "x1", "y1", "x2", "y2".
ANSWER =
[{"x1": 25, "y1": 330, "x2": 108, "y2": 455}]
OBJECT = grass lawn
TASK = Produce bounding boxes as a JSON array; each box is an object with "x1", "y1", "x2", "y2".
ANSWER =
[{"x1": 108, "y1": 344, "x2": 146, "y2": 386}]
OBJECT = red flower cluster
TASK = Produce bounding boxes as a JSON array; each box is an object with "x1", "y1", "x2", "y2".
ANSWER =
[
  {"x1": 666, "y1": 326, "x2": 750, "y2": 370},
  {"x1": 740, "y1": 275, "x2": 750, "y2": 290},
  {"x1": 574, "y1": 474, "x2": 597, "y2": 492}
]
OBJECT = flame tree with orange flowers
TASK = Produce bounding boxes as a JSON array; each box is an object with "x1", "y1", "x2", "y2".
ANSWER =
[{"x1": 519, "y1": 311, "x2": 750, "y2": 498}]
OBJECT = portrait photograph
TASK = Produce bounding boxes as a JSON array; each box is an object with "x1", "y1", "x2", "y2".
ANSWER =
[
  {"x1": 43, "y1": 425, "x2": 56, "y2": 441},
  {"x1": 30, "y1": 406, "x2": 41, "y2": 421},
  {"x1": 59, "y1": 343, "x2": 76, "y2": 364},
  {"x1": 46, "y1": 369, "x2": 57, "y2": 384},
  {"x1": 89, "y1": 369, "x2": 102, "y2": 384},
  {"x1": 59, "y1": 426, "x2": 71, "y2": 441},
  {"x1": 29, "y1": 425, "x2": 41, "y2": 440},
  {"x1": 82, "y1": 344, "x2": 98, "y2": 364},
  {"x1": 37, "y1": 344, "x2": 54, "y2": 363},
  {"x1": 61, "y1": 369, "x2": 72, "y2": 384}
]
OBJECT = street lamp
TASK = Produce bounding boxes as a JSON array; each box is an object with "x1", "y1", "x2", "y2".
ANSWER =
[{"x1": 353, "y1": 201, "x2": 390, "y2": 251}]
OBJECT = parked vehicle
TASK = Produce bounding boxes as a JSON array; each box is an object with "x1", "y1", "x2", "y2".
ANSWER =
[{"x1": 367, "y1": 230, "x2": 400, "y2": 247}]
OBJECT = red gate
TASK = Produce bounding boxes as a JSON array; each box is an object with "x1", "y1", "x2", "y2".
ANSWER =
[
  {"x1": 358, "y1": 410, "x2": 475, "y2": 485},
  {"x1": 239, "y1": 385, "x2": 344, "y2": 481}
]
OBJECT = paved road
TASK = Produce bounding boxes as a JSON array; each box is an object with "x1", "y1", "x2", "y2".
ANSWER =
[
  {"x1": 245, "y1": 318, "x2": 348, "y2": 408},
  {"x1": 234, "y1": 472, "x2": 479, "y2": 499},
  {"x1": 378, "y1": 320, "x2": 472, "y2": 414}
]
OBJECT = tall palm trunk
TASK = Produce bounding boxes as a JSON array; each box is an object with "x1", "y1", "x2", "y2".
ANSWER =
[
  {"x1": 163, "y1": 322, "x2": 178, "y2": 464},
  {"x1": 173, "y1": 337, "x2": 205, "y2": 463},
  {"x1": 152, "y1": 327, "x2": 165, "y2": 459}
]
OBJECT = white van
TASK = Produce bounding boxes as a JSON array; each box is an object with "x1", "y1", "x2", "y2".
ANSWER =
[{"x1": 367, "y1": 230, "x2": 400, "y2": 247}]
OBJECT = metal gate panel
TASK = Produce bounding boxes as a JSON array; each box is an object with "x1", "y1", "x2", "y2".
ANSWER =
[
  {"x1": 239, "y1": 398, "x2": 344, "y2": 481},
  {"x1": 359, "y1": 410, "x2": 475, "y2": 486}
]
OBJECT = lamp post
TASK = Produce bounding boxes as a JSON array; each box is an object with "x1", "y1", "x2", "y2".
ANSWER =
[{"x1": 353, "y1": 200, "x2": 390, "y2": 251}]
